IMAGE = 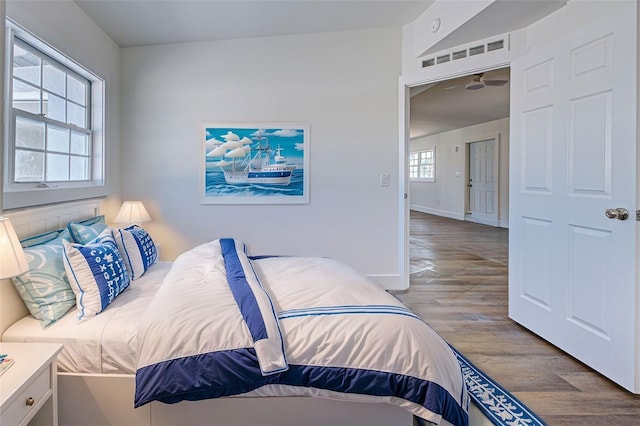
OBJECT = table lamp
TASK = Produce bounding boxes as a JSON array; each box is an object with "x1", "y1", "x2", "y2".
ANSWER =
[
  {"x1": 0, "y1": 217, "x2": 27, "y2": 375},
  {"x1": 114, "y1": 201, "x2": 151, "y2": 225},
  {"x1": 0, "y1": 217, "x2": 28, "y2": 279}
]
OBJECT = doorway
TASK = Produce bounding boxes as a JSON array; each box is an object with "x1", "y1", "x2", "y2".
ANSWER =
[
  {"x1": 406, "y1": 68, "x2": 510, "y2": 255},
  {"x1": 466, "y1": 137, "x2": 499, "y2": 227}
]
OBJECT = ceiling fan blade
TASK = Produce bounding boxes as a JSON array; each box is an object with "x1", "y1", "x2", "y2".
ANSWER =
[
  {"x1": 465, "y1": 81, "x2": 485, "y2": 90},
  {"x1": 482, "y1": 79, "x2": 508, "y2": 87}
]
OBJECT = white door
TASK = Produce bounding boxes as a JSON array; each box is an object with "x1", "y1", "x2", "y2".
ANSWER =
[
  {"x1": 468, "y1": 139, "x2": 498, "y2": 226},
  {"x1": 509, "y1": 6, "x2": 638, "y2": 391}
]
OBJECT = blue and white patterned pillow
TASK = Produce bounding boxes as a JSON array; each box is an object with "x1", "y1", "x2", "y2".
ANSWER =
[
  {"x1": 112, "y1": 225, "x2": 158, "y2": 280},
  {"x1": 11, "y1": 229, "x2": 76, "y2": 328},
  {"x1": 67, "y1": 215, "x2": 108, "y2": 244},
  {"x1": 62, "y1": 230, "x2": 130, "y2": 320}
]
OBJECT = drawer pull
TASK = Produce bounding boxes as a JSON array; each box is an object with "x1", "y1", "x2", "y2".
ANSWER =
[{"x1": 26, "y1": 397, "x2": 35, "y2": 406}]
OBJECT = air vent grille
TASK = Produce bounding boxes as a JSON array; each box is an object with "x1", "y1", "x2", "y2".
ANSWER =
[
  {"x1": 436, "y1": 54, "x2": 451, "y2": 64},
  {"x1": 422, "y1": 58, "x2": 435, "y2": 68},
  {"x1": 452, "y1": 50, "x2": 467, "y2": 60},
  {"x1": 469, "y1": 45, "x2": 485, "y2": 56},
  {"x1": 421, "y1": 58, "x2": 435, "y2": 68},
  {"x1": 487, "y1": 40, "x2": 504, "y2": 51},
  {"x1": 420, "y1": 35, "x2": 508, "y2": 69}
]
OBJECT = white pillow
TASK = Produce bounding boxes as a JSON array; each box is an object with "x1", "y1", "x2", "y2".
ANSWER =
[
  {"x1": 62, "y1": 230, "x2": 130, "y2": 320},
  {"x1": 112, "y1": 225, "x2": 158, "y2": 280}
]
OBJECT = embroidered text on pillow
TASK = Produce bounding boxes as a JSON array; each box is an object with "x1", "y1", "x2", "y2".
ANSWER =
[
  {"x1": 62, "y1": 230, "x2": 130, "y2": 319},
  {"x1": 112, "y1": 225, "x2": 158, "y2": 280}
]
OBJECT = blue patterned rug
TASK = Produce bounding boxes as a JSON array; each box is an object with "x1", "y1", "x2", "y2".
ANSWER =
[{"x1": 451, "y1": 346, "x2": 547, "y2": 426}]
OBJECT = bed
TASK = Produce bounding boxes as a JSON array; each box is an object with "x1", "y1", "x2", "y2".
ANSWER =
[{"x1": 0, "y1": 200, "x2": 469, "y2": 426}]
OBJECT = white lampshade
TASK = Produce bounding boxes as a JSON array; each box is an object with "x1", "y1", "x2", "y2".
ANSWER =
[
  {"x1": 114, "y1": 201, "x2": 151, "y2": 225},
  {"x1": 0, "y1": 217, "x2": 28, "y2": 279}
]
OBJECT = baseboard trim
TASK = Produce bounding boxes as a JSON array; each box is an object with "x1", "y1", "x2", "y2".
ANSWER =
[
  {"x1": 409, "y1": 206, "x2": 464, "y2": 221},
  {"x1": 367, "y1": 274, "x2": 406, "y2": 291},
  {"x1": 464, "y1": 215, "x2": 499, "y2": 227},
  {"x1": 464, "y1": 215, "x2": 510, "y2": 229}
]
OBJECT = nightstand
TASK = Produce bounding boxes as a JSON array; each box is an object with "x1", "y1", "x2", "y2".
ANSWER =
[{"x1": 0, "y1": 342, "x2": 63, "y2": 426}]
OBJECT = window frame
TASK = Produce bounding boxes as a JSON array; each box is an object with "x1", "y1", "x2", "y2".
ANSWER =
[
  {"x1": 3, "y1": 19, "x2": 107, "y2": 209},
  {"x1": 409, "y1": 147, "x2": 436, "y2": 182}
]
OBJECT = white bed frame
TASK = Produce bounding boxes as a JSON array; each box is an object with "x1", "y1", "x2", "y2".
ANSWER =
[{"x1": 0, "y1": 200, "x2": 417, "y2": 426}]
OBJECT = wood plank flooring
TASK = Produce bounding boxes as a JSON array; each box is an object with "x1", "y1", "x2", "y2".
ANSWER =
[{"x1": 394, "y1": 211, "x2": 640, "y2": 425}]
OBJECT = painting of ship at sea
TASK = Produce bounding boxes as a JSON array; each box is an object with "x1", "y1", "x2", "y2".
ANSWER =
[{"x1": 212, "y1": 130, "x2": 295, "y2": 185}]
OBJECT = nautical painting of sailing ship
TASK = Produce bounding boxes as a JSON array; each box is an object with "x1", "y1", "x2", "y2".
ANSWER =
[{"x1": 201, "y1": 123, "x2": 309, "y2": 204}]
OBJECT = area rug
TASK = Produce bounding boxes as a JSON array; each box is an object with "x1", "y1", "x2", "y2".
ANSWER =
[{"x1": 451, "y1": 346, "x2": 547, "y2": 426}]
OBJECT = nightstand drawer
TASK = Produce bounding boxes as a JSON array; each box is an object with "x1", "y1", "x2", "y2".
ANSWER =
[{"x1": 1, "y1": 365, "x2": 51, "y2": 426}]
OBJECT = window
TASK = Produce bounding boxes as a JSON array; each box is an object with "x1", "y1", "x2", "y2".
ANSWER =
[
  {"x1": 4, "y1": 20, "x2": 106, "y2": 209},
  {"x1": 409, "y1": 148, "x2": 435, "y2": 181},
  {"x1": 12, "y1": 38, "x2": 91, "y2": 183}
]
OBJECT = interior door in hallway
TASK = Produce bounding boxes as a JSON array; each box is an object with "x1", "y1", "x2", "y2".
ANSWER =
[
  {"x1": 467, "y1": 139, "x2": 498, "y2": 226},
  {"x1": 509, "y1": 4, "x2": 637, "y2": 392}
]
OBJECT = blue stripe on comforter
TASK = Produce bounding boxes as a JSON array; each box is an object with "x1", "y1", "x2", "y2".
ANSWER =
[
  {"x1": 220, "y1": 238, "x2": 268, "y2": 341},
  {"x1": 135, "y1": 349, "x2": 267, "y2": 406},
  {"x1": 134, "y1": 349, "x2": 468, "y2": 426},
  {"x1": 277, "y1": 305, "x2": 421, "y2": 320}
]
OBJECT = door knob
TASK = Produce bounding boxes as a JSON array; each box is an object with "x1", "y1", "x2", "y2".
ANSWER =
[{"x1": 605, "y1": 208, "x2": 629, "y2": 220}]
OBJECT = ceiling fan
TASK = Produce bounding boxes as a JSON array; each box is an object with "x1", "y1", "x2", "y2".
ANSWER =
[{"x1": 464, "y1": 73, "x2": 509, "y2": 90}]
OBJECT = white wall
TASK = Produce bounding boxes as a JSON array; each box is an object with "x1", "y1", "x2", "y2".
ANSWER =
[
  {"x1": 0, "y1": 2, "x2": 5, "y2": 212},
  {"x1": 120, "y1": 28, "x2": 403, "y2": 287},
  {"x1": 409, "y1": 117, "x2": 509, "y2": 226},
  {"x1": 3, "y1": 0, "x2": 121, "y2": 213}
]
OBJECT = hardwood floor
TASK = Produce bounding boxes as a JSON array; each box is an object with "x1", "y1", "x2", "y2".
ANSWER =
[{"x1": 394, "y1": 211, "x2": 640, "y2": 425}]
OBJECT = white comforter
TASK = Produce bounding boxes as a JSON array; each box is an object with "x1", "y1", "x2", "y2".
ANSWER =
[{"x1": 135, "y1": 239, "x2": 469, "y2": 425}]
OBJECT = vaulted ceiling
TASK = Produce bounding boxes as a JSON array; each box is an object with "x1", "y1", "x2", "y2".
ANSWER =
[
  {"x1": 75, "y1": 0, "x2": 433, "y2": 47},
  {"x1": 73, "y1": 1, "x2": 562, "y2": 139}
]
